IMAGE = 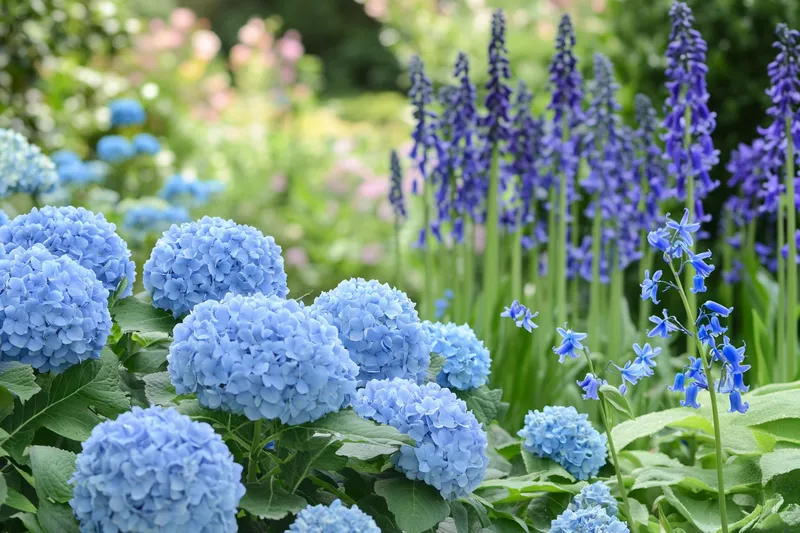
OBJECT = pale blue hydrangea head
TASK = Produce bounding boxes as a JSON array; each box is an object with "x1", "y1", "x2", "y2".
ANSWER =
[
  {"x1": 0, "y1": 244, "x2": 111, "y2": 373},
  {"x1": 551, "y1": 505, "x2": 629, "y2": 533},
  {"x1": 132, "y1": 133, "x2": 161, "y2": 155},
  {"x1": 96, "y1": 135, "x2": 135, "y2": 164},
  {"x1": 70, "y1": 405, "x2": 245, "y2": 533},
  {"x1": 287, "y1": 500, "x2": 381, "y2": 533},
  {"x1": 354, "y1": 378, "x2": 489, "y2": 500},
  {"x1": 0, "y1": 206, "x2": 136, "y2": 297},
  {"x1": 143, "y1": 216, "x2": 288, "y2": 317},
  {"x1": 312, "y1": 278, "x2": 430, "y2": 386},
  {"x1": 159, "y1": 174, "x2": 224, "y2": 207},
  {"x1": 169, "y1": 293, "x2": 358, "y2": 425},
  {"x1": 51, "y1": 149, "x2": 81, "y2": 167},
  {"x1": 0, "y1": 128, "x2": 58, "y2": 196},
  {"x1": 0, "y1": 210, "x2": 8, "y2": 226},
  {"x1": 109, "y1": 98, "x2": 146, "y2": 126},
  {"x1": 423, "y1": 321, "x2": 491, "y2": 390},
  {"x1": 518, "y1": 405, "x2": 607, "y2": 480},
  {"x1": 123, "y1": 203, "x2": 190, "y2": 240},
  {"x1": 570, "y1": 481, "x2": 618, "y2": 517}
]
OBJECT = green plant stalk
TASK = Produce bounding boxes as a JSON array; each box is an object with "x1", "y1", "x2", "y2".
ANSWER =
[
  {"x1": 777, "y1": 195, "x2": 786, "y2": 380},
  {"x1": 582, "y1": 352, "x2": 636, "y2": 533},
  {"x1": 669, "y1": 262, "x2": 729, "y2": 533},
  {"x1": 784, "y1": 116, "x2": 797, "y2": 379},
  {"x1": 608, "y1": 245, "x2": 622, "y2": 359},
  {"x1": 683, "y1": 104, "x2": 696, "y2": 360},
  {"x1": 636, "y1": 157, "x2": 652, "y2": 343},
  {"x1": 423, "y1": 180, "x2": 435, "y2": 320},
  {"x1": 721, "y1": 211, "x2": 734, "y2": 327},
  {"x1": 482, "y1": 145, "x2": 501, "y2": 344},
  {"x1": 589, "y1": 204, "x2": 603, "y2": 347},
  {"x1": 394, "y1": 218, "x2": 402, "y2": 287},
  {"x1": 546, "y1": 188, "x2": 559, "y2": 329},
  {"x1": 463, "y1": 220, "x2": 475, "y2": 323},
  {"x1": 570, "y1": 201, "x2": 580, "y2": 322},
  {"x1": 512, "y1": 222, "x2": 523, "y2": 300},
  {"x1": 248, "y1": 419, "x2": 263, "y2": 483},
  {"x1": 556, "y1": 169, "x2": 569, "y2": 328}
]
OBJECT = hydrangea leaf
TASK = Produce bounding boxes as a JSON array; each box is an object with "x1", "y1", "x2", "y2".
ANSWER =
[
  {"x1": 10, "y1": 512, "x2": 45, "y2": 533},
  {"x1": 374, "y1": 477, "x2": 450, "y2": 533},
  {"x1": 521, "y1": 451, "x2": 575, "y2": 482},
  {"x1": 0, "y1": 363, "x2": 40, "y2": 403},
  {"x1": 449, "y1": 501, "x2": 469, "y2": 533},
  {"x1": 142, "y1": 372, "x2": 178, "y2": 406},
  {"x1": 478, "y1": 475, "x2": 583, "y2": 494},
  {"x1": 662, "y1": 486, "x2": 744, "y2": 533},
  {"x1": 29, "y1": 446, "x2": 77, "y2": 504},
  {"x1": 238, "y1": 480, "x2": 307, "y2": 520},
  {"x1": 427, "y1": 354, "x2": 446, "y2": 383},
  {"x1": 436, "y1": 517, "x2": 458, "y2": 533},
  {"x1": 598, "y1": 384, "x2": 635, "y2": 421},
  {"x1": 37, "y1": 499, "x2": 80, "y2": 533},
  {"x1": 0, "y1": 473, "x2": 6, "y2": 506},
  {"x1": 4, "y1": 487, "x2": 36, "y2": 513},
  {"x1": 111, "y1": 296, "x2": 178, "y2": 335},
  {"x1": 294, "y1": 409, "x2": 415, "y2": 447},
  {"x1": 456, "y1": 386, "x2": 508, "y2": 426},
  {"x1": 336, "y1": 442, "x2": 399, "y2": 460},
  {"x1": 631, "y1": 459, "x2": 761, "y2": 493}
]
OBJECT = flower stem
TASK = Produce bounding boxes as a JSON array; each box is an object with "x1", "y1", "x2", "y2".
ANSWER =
[
  {"x1": 512, "y1": 224, "x2": 523, "y2": 301},
  {"x1": 589, "y1": 202, "x2": 603, "y2": 349},
  {"x1": 683, "y1": 104, "x2": 697, "y2": 361},
  {"x1": 423, "y1": 180, "x2": 434, "y2": 320},
  {"x1": 784, "y1": 116, "x2": 797, "y2": 379},
  {"x1": 248, "y1": 419, "x2": 263, "y2": 483},
  {"x1": 608, "y1": 245, "x2": 622, "y2": 361},
  {"x1": 777, "y1": 194, "x2": 786, "y2": 379},
  {"x1": 556, "y1": 167, "x2": 568, "y2": 328},
  {"x1": 482, "y1": 145, "x2": 501, "y2": 345},
  {"x1": 637, "y1": 156, "x2": 652, "y2": 343},
  {"x1": 463, "y1": 220, "x2": 475, "y2": 323},
  {"x1": 669, "y1": 262, "x2": 729, "y2": 533},
  {"x1": 394, "y1": 218, "x2": 402, "y2": 287}
]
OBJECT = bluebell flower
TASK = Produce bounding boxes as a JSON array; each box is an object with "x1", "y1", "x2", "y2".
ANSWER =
[
  {"x1": 170, "y1": 293, "x2": 358, "y2": 425},
  {"x1": 312, "y1": 278, "x2": 430, "y2": 386},
  {"x1": 70, "y1": 406, "x2": 244, "y2": 533},
  {"x1": 720, "y1": 341, "x2": 747, "y2": 373},
  {"x1": 691, "y1": 274, "x2": 707, "y2": 294},
  {"x1": 482, "y1": 9, "x2": 512, "y2": 144},
  {"x1": 632, "y1": 343, "x2": 660, "y2": 371},
  {"x1": 614, "y1": 361, "x2": 648, "y2": 387},
  {"x1": 647, "y1": 227, "x2": 673, "y2": 256},
  {"x1": 423, "y1": 321, "x2": 491, "y2": 390},
  {"x1": 96, "y1": 135, "x2": 135, "y2": 164},
  {"x1": 354, "y1": 378, "x2": 489, "y2": 500},
  {"x1": 686, "y1": 249, "x2": 715, "y2": 278},
  {"x1": 287, "y1": 500, "x2": 380, "y2": 533},
  {"x1": 577, "y1": 373, "x2": 606, "y2": 401},
  {"x1": 728, "y1": 390, "x2": 749, "y2": 414},
  {"x1": 647, "y1": 310, "x2": 680, "y2": 338},
  {"x1": 389, "y1": 150, "x2": 407, "y2": 220},
  {"x1": 640, "y1": 270, "x2": 662, "y2": 303},
  {"x1": 132, "y1": 133, "x2": 161, "y2": 155},
  {"x1": 569, "y1": 481, "x2": 619, "y2": 517},
  {"x1": 666, "y1": 209, "x2": 701, "y2": 248},
  {"x1": 0, "y1": 244, "x2": 111, "y2": 373},
  {"x1": 518, "y1": 405, "x2": 607, "y2": 480},
  {"x1": 409, "y1": 55, "x2": 438, "y2": 190},
  {"x1": 144, "y1": 216, "x2": 288, "y2": 317},
  {"x1": 553, "y1": 327, "x2": 587, "y2": 363},
  {"x1": 0, "y1": 128, "x2": 58, "y2": 196},
  {"x1": 669, "y1": 372, "x2": 686, "y2": 392},
  {"x1": 109, "y1": 98, "x2": 146, "y2": 126},
  {"x1": 123, "y1": 202, "x2": 191, "y2": 239},
  {"x1": 551, "y1": 505, "x2": 629, "y2": 533},
  {"x1": 500, "y1": 300, "x2": 539, "y2": 331},
  {"x1": 1, "y1": 206, "x2": 136, "y2": 297},
  {"x1": 434, "y1": 289, "x2": 454, "y2": 319},
  {"x1": 159, "y1": 174, "x2": 224, "y2": 207},
  {"x1": 681, "y1": 382, "x2": 701, "y2": 409},
  {"x1": 703, "y1": 300, "x2": 733, "y2": 317}
]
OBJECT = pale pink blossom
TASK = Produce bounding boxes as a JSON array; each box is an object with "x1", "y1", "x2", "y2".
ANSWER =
[
  {"x1": 278, "y1": 30, "x2": 304, "y2": 62},
  {"x1": 171, "y1": 8, "x2": 196, "y2": 31},
  {"x1": 357, "y1": 179, "x2": 389, "y2": 200},
  {"x1": 376, "y1": 202, "x2": 393, "y2": 222},
  {"x1": 285, "y1": 247, "x2": 309, "y2": 266},
  {"x1": 230, "y1": 44, "x2": 252, "y2": 68},
  {"x1": 192, "y1": 30, "x2": 221, "y2": 61},
  {"x1": 271, "y1": 174, "x2": 288, "y2": 192},
  {"x1": 360, "y1": 243, "x2": 384, "y2": 265},
  {"x1": 210, "y1": 90, "x2": 232, "y2": 111},
  {"x1": 365, "y1": 0, "x2": 388, "y2": 18},
  {"x1": 238, "y1": 20, "x2": 264, "y2": 46}
]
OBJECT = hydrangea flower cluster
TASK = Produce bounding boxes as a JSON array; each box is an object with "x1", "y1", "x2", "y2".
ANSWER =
[
  {"x1": 70, "y1": 405, "x2": 245, "y2": 533},
  {"x1": 0, "y1": 128, "x2": 58, "y2": 196},
  {"x1": 354, "y1": 378, "x2": 489, "y2": 499},
  {"x1": 287, "y1": 500, "x2": 380, "y2": 533},
  {"x1": 159, "y1": 174, "x2": 224, "y2": 207},
  {"x1": 133, "y1": 133, "x2": 161, "y2": 155},
  {"x1": 435, "y1": 288, "x2": 454, "y2": 319},
  {"x1": 109, "y1": 98, "x2": 147, "y2": 127},
  {"x1": 0, "y1": 244, "x2": 111, "y2": 373},
  {"x1": 312, "y1": 278, "x2": 430, "y2": 386},
  {"x1": 169, "y1": 293, "x2": 358, "y2": 425},
  {"x1": 123, "y1": 202, "x2": 191, "y2": 240},
  {"x1": 569, "y1": 481, "x2": 619, "y2": 518},
  {"x1": 0, "y1": 206, "x2": 136, "y2": 297},
  {"x1": 500, "y1": 300, "x2": 539, "y2": 332},
  {"x1": 551, "y1": 506, "x2": 629, "y2": 533},
  {"x1": 423, "y1": 321, "x2": 491, "y2": 390},
  {"x1": 51, "y1": 150, "x2": 105, "y2": 186},
  {"x1": 144, "y1": 216, "x2": 288, "y2": 317},
  {"x1": 97, "y1": 135, "x2": 136, "y2": 164},
  {"x1": 0, "y1": 210, "x2": 8, "y2": 226},
  {"x1": 518, "y1": 405, "x2": 607, "y2": 480}
]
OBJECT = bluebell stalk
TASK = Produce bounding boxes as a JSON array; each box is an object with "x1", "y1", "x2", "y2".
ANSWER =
[{"x1": 389, "y1": 150, "x2": 406, "y2": 283}]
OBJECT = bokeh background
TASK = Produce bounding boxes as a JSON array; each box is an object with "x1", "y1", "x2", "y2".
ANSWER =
[{"x1": 2, "y1": 0, "x2": 799, "y2": 299}]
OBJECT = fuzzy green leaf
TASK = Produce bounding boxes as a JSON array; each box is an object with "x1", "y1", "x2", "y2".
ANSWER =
[
  {"x1": 238, "y1": 480, "x2": 306, "y2": 520},
  {"x1": 142, "y1": 372, "x2": 178, "y2": 406},
  {"x1": 599, "y1": 384, "x2": 635, "y2": 421},
  {"x1": 4, "y1": 487, "x2": 36, "y2": 513},
  {"x1": 111, "y1": 296, "x2": 178, "y2": 336},
  {"x1": 759, "y1": 449, "x2": 800, "y2": 485},
  {"x1": 456, "y1": 386, "x2": 508, "y2": 426},
  {"x1": 37, "y1": 500, "x2": 80, "y2": 533},
  {"x1": 0, "y1": 363, "x2": 41, "y2": 403},
  {"x1": 29, "y1": 446, "x2": 77, "y2": 504},
  {"x1": 374, "y1": 477, "x2": 450, "y2": 533}
]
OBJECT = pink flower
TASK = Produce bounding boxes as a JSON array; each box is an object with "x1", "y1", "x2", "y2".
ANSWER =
[
  {"x1": 280, "y1": 65, "x2": 297, "y2": 84},
  {"x1": 210, "y1": 90, "x2": 232, "y2": 111},
  {"x1": 170, "y1": 8, "x2": 196, "y2": 31},
  {"x1": 285, "y1": 247, "x2": 309, "y2": 266},
  {"x1": 238, "y1": 19, "x2": 265, "y2": 46},
  {"x1": 357, "y1": 179, "x2": 389, "y2": 200},
  {"x1": 271, "y1": 174, "x2": 288, "y2": 193},
  {"x1": 360, "y1": 244, "x2": 384, "y2": 265},
  {"x1": 192, "y1": 30, "x2": 221, "y2": 61},
  {"x1": 278, "y1": 30, "x2": 304, "y2": 62},
  {"x1": 365, "y1": 0, "x2": 388, "y2": 19},
  {"x1": 230, "y1": 44, "x2": 252, "y2": 68}
]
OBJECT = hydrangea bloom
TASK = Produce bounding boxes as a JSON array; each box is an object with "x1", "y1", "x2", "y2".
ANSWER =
[
  {"x1": 570, "y1": 482, "x2": 619, "y2": 517},
  {"x1": 0, "y1": 128, "x2": 58, "y2": 196},
  {"x1": 123, "y1": 203, "x2": 190, "y2": 239},
  {"x1": 70, "y1": 406, "x2": 244, "y2": 533},
  {"x1": 287, "y1": 500, "x2": 380, "y2": 533},
  {"x1": 518, "y1": 405, "x2": 607, "y2": 480},
  {"x1": 551, "y1": 506, "x2": 629, "y2": 533},
  {"x1": 312, "y1": 278, "x2": 430, "y2": 386},
  {"x1": 143, "y1": 216, "x2": 288, "y2": 317},
  {"x1": 0, "y1": 210, "x2": 8, "y2": 226},
  {"x1": 169, "y1": 293, "x2": 358, "y2": 424},
  {"x1": 97, "y1": 135, "x2": 135, "y2": 164},
  {"x1": 0, "y1": 244, "x2": 111, "y2": 373},
  {"x1": 354, "y1": 378, "x2": 489, "y2": 499},
  {"x1": 0, "y1": 206, "x2": 136, "y2": 297},
  {"x1": 109, "y1": 98, "x2": 146, "y2": 127},
  {"x1": 423, "y1": 320, "x2": 491, "y2": 390},
  {"x1": 133, "y1": 133, "x2": 161, "y2": 155},
  {"x1": 159, "y1": 174, "x2": 224, "y2": 207}
]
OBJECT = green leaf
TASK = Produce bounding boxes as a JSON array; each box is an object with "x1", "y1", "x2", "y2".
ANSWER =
[
  {"x1": 37, "y1": 499, "x2": 80, "y2": 533},
  {"x1": 0, "y1": 386, "x2": 13, "y2": 422},
  {"x1": 599, "y1": 384, "x2": 635, "y2": 421},
  {"x1": 4, "y1": 487, "x2": 37, "y2": 512},
  {"x1": 450, "y1": 501, "x2": 469, "y2": 533},
  {"x1": 336, "y1": 442, "x2": 399, "y2": 460},
  {"x1": 124, "y1": 346, "x2": 169, "y2": 374},
  {"x1": 0, "y1": 473, "x2": 6, "y2": 506},
  {"x1": 0, "y1": 363, "x2": 41, "y2": 403},
  {"x1": 631, "y1": 459, "x2": 761, "y2": 494},
  {"x1": 427, "y1": 354, "x2": 445, "y2": 383},
  {"x1": 456, "y1": 386, "x2": 508, "y2": 426},
  {"x1": 111, "y1": 296, "x2": 177, "y2": 335},
  {"x1": 479, "y1": 475, "x2": 582, "y2": 495},
  {"x1": 374, "y1": 477, "x2": 450, "y2": 533},
  {"x1": 12, "y1": 512, "x2": 46, "y2": 533},
  {"x1": 759, "y1": 449, "x2": 800, "y2": 485},
  {"x1": 662, "y1": 486, "x2": 743, "y2": 533},
  {"x1": 628, "y1": 499, "x2": 650, "y2": 526},
  {"x1": 142, "y1": 372, "x2": 178, "y2": 406},
  {"x1": 521, "y1": 451, "x2": 575, "y2": 482},
  {"x1": 29, "y1": 446, "x2": 77, "y2": 504},
  {"x1": 238, "y1": 479, "x2": 307, "y2": 520},
  {"x1": 290, "y1": 409, "x2": 415, "y2": 447}
]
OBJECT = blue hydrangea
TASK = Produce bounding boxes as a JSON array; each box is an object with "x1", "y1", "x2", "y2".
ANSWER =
[
  {"x1": 423, "y1": 321, "x2": 491, "y2": 390},
  {"x1": 132, "y1": 133, "x2": 161, "y2": 155},
  {"x1": 570, "y1": 482, "x2": 619, "y2": 517},
  {"x1": 518, "y1": 406, "x2": 607, "y2": 480},
  {"x1": 0, "y1": 210, "x2": 8, "y2": 226},
  {"x1": 0, "y1": 244, "x2": 111, "y2": 373},
  {"x1": 1, "y1": 206, "x2": 137, "y2": 297},
  {"x1": 109, "y1": 98, "x2": 146, "y2": 127},
  {"x1": 123, "y1": 203, "x2": 190, "y2": 240},
  {"x1": 159, "y1": 174, "x2": 224, "y2": 207},
  {"x1": 287, "y1": 500, "x2": 381, "y2": 533},
  {"x1": 312, "y1": 278, "x2": 430, "y2": 386},
  {"x1": 51, "y1": 149, "x2": 82, "y2": 167},
  {"x1": 551, "y1": 506, "x2": 629, "y2": 533},
  {"x1": 70, "y1": 405, "x2": 245, "y2": 533},
  {"x1": 354, "y1": 378, "x2": 489, "y2": 500},
  {"x1": 143, "y1": 216, "x2": 288, "y2": 317},
  {"x1": 0, "y1": 128, "x2": 58, "y2": 196},
  {"x1": 96, "y1": 135, "x2": 135, "y2": 164},
  {"x1": 169, "y1": 293, "x2": 358, "y2": 425},
  {"x1": 56, "y1": 160, "x2": 103, "y2": 186}
]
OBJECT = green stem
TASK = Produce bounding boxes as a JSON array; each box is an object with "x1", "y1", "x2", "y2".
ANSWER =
[
  {"x1": 637, "y1": 154, "x2": 652, "y2": 344},
  {"x1": 512, "y1": 224, "x2": 523, "y2": 300},
  {"x1": 547, "y1": 189, "x2": 558, "y2": 329},
  {"x1": 784, "y1": 116, "x2": 797, "y2": 379},
  {"x1": 464, "y1": 220, "x2": 475, "y2": 323},
  {"x1": 608, "y1": 245, "x2": 622, "y2": 360},
  {"x1": 556, "y1": 167, "x2": 568, "y2": 328},
  {"x1": 248, "y1": 419, "x2": 263, "y2": 483},
  {"x1": 423, "y1": 181, "x2": 435, "y2": 320},
  {"x1": 394, "y1": 218, "x2": 402, "y2": 287},
  {"x1": 482, "y1": 146, "x2": 501, "y2": 344},
  {"x1": 669, "y1": 262, "x2": 729, "y2": 533},
  {"x1": 777, "y1": 193, "x2": 786, "y2": 380},
  {"x1": 589, "y1": 203, "x2": 603, "y2": 348},
  {"x1": 684, "y1": 104, "x2": 696, "y2": 360},
  {"x1": 570, "y1": 200, "x2": 580, "y2": 324}
]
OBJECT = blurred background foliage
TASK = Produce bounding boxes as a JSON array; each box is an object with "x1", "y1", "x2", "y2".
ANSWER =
[{"x1": 1, "y1": 0, "x2": 799, "y2": 297}]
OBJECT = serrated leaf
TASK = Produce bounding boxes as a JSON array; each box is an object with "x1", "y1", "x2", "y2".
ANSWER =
[
  {"x1": 111, "y1": 296, "x2": 177, "y2": 335},
  {"x1": 456, "y1": 386, "x2": 508, "y2": 426},
  {"x1": 759, "y1": 449, "x2": 800, "y2": 485},
  {"x1": 375, "y1": 477, "x2": 450, "y2": 533},
  {"x1": 290, "y1": 409, "x2": 414, "y2": 447},
  {"x1": 29, "y1": 446, "x2": 77, "y2": 504},
  {"x1": 124, "y1": 346, "x2": 169, "y2": 374},
  {"x1": 599, "y1": 384, "x2": 635, "y2": 421},
  {"x1": 0, "y1": 363, "x2": 41, "y2": 403},
  {"x1": 37, "y1": 499, "x2": 80, "y2": 533},
  {"x1": 662, "y1": 486, "x2": 743, "y2": 533},
  {"x1": 450, "y1": 501, "x2": 469, "y2": 533},
  {"x1": 521, "y1": 451, "x2": 575, "y2": 481},
  {"x1": 142, "y1": 372, "x2": 177, "y2": 406},
  {"x1": 336, "y1": 442, "x2": 399, "y2": 460},
  {"x1": 427, "y1": 354, "x2": 446, "y2": 383},
  {"x1": 631, "y1": 459, "x2": 761, "y2": 494},
  {"x1": 12, "y1": 512, "x2": 45, "y2": 533},
  {"x1": 479, "y1": 475, "x2": 583, "y2": 494},
  {"x1": 238, "y1": 479, "x2": 307, "y2": 520},
  {"x1": 4, "y1": 487, "x2": 37, "y2": 512}
]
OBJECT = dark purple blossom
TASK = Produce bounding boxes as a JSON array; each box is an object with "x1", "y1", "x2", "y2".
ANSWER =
[
  {"x1": 389, "y1": 150, "x2": 407, "y2": 220},
  {"x1": 409, "y1": 55, "x2": 438, "y2": 190}
]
